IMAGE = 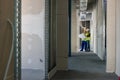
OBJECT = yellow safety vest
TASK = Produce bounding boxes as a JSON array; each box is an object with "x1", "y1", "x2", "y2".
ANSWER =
[{"x1": 85, "y1": 32, "x2": 90, "y2": 41}]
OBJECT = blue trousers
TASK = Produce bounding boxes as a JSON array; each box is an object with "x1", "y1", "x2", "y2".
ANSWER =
[
  {"x1": 80, "y1": 41, "x2": 87, "y2": 51},
  {"x1": 86, "y1": 40, "x2": 90, "y2": 51}
]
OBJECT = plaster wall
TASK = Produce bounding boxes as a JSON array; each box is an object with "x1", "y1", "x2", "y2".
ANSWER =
[{"x1": 22, "y1": 0, "x2": 45, "y2": 70}]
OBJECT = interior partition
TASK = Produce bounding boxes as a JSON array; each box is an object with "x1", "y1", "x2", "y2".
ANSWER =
[{"x1": 21, "y1": 0, "x2": 45, "y2": 80}]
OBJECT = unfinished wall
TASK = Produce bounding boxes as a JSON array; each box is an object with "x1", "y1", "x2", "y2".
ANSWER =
[
  {"x1": 56, "y1": 0, "x2": 69, "y2": 70},
  {"x1": 21, "y1": 0, "x2": 45, "y2": 76},
  {"x1": 0, "y1": 0, "x2": 14, "y2": 79}
]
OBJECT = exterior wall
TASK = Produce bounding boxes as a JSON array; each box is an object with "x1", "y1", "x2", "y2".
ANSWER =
[
  {"x1": 22, "y1": 0, "x2": 45, "y2": 71},
  {"x1": 56, "y1": 0, "x2": 69, "y2": 70},
  {"x1": 71, "y1": 1, "x2": 78, "y2": 53},
  {"x1": 116, "y1": 0, "x2": 120, "y2": 76},
  {"x1": 106, "y1": 0, "x2": 116, "y2": 72}
]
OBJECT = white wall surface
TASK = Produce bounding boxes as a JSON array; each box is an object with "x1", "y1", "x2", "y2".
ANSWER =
[
  {"x1": 22, "y1": 0, "x2": 45, "y2": 70},
  {"x1": 116, "y1": 0, "x2": 120, "y2": 76}
]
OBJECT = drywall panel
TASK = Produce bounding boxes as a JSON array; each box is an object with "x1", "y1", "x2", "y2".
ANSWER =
[{"x1": 21, "y1": 0, "x2": 45, "y2": 79}]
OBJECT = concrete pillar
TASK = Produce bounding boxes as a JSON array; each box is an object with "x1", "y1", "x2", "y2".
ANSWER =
[
  {"x1": 56, "y1": 0, "x2": 69, "y2": 70},
  {"x1": 106, "y1": 0, "x2": 116, "y2": 72}
]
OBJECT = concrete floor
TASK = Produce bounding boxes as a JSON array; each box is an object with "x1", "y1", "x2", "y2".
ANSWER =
[
  {"x1": 22, "y1": 69, "x2": 45, "y2": 80},
  {"x1": 51, "y1": 52, "x2": 118, "y2": 80}
]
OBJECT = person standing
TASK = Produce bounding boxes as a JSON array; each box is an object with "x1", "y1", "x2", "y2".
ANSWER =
[
  {"x1": 79, "y1": 32, "x2": 87, "y2": 51},
  {"x1": 85, "y1": 30, "x2": 91, "y2": 52}
]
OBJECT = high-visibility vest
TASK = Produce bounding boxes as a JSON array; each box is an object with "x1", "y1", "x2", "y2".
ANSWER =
[{"x1": 85, "y1": 32, "x2": 90, "y2": 41}]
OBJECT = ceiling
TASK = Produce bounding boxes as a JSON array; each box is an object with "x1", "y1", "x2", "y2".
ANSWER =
[
  {"x1": 87, "y1": 0, "x2": 97, "y2": 11},
  {"x1": 79, "y1": 0, "x2": 97, "y2": 21},
  {"x1": 79, "y1": 0, "x2": 97, "y2": 11}
]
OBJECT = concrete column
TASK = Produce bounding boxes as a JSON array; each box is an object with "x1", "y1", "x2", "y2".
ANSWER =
[
  {"x1": 56, "y1": 0, "x2": 69, "y2": 70},
  {"x1": 106, "y1": 0, "x2": 116, "y2": 72}
]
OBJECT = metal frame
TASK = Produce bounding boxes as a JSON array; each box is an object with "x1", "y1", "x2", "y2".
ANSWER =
[
  {"x1": 14, "y1": 0, "x2": 50, "y2": 79},
  {"x1": 14, "y1": 0, "x2": 21, "y2": 80},
  {"x1": 45, "y1": 0, "x2": 49, "y2": 79}
]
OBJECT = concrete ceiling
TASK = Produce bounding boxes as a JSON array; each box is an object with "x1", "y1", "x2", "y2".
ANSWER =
[
  {"x1": 79, "y1": 0, "x2": 96, "y2": 21},
  {"x1": 79, "y1": 0, "x2": 97, "y2": 12},
  {"x1": 88, "y1": 0, "x2": 96, "y2": 4},
  {"x1": 87, "y1": 0, "x2": 97, "y2": 11}
]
